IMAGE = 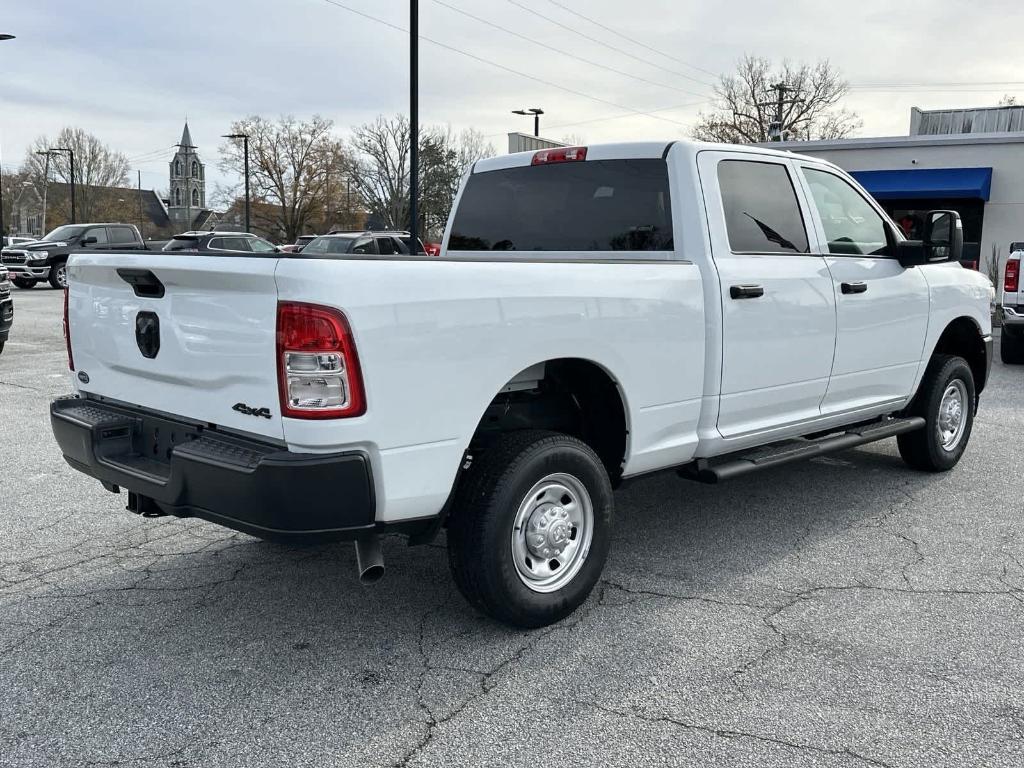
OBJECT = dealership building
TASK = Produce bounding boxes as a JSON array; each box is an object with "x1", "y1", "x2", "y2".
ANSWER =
[{"x1": 774, "y1": 105, "x2": 1024, "y2": 280}]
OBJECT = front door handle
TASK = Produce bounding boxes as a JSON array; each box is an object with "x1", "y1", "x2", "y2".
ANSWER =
[
  {"x1": 730, "y1": 284, "x2": 764, "y2": 300},
  {"x1": 841, "y1": 281, "x2": 868, "y2": 294}
]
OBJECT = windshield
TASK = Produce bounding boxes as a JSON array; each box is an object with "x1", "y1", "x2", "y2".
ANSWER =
[{"x1": 42, "y1": 225, "x2": 85, "y2": 242}]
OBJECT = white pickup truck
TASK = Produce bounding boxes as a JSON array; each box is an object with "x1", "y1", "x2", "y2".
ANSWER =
[
  {"x1": 51, "y1": 141, "x2": 994, "y2": 628},
  {"x1": 1000, "y1": 249, "x2": 1022, "y2": 363}
]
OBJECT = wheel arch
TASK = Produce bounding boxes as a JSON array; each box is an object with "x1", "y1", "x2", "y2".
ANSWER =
[
  {"x1": 927, "y1": 315, "x2": 989, "y2": 395},
  {"x1": 470, "y1": 357, "x2": 631, "y2": 485}
]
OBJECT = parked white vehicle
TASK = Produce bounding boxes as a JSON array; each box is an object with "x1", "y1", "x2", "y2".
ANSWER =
[
  {"x1": 51, "y1": 141, "x2": 994, "y2": 627},
  {"x1": 999, "y1": 250, "x2": 1023, "y2": 363}
]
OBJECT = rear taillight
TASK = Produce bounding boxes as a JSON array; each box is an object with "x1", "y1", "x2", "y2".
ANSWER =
[
  {"x1": 63, "y1": 287, "x2": 74, "y2": 371},
  {"x1": 1005, "y1": 258, "x2": 1020, "y2": 293},
  {"x1": 276, "y1": 302, "x2": 364, "y2": 419},
  {"x1": 532, "y1": 146, "x2": 587, "y2": 165}
]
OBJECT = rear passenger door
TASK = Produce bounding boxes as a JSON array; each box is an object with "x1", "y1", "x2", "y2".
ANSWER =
[
  {"x1": 698, "y1": 152, "x2": 837, "y2": 438},
  {"x1": 795, "y1": 165, "x2": 929, "y2": 413}
]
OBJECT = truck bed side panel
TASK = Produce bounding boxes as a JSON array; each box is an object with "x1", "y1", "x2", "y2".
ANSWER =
[{"x1": 274, "y1": 257, "x2": 705, "y2": 522}]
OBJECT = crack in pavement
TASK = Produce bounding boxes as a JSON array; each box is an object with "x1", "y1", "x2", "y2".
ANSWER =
[{"x1": 581, "y1": 700, "x2": 897, "y2": 768}]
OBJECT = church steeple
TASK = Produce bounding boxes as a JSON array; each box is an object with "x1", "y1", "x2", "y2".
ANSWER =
[{"x1": 168, "y1": 121, "x2": 206, "y2": 227}]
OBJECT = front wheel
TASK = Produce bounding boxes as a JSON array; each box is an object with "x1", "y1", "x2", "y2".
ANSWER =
[
  {"x1": 447, "y1": 430, "x2": 613, "y2": 628},
  {"x1": 11, "y1": 278, "x2": 36, "y2": 289},
  {"x1": 48, "y1": 261, "x2": 68, "y2": 290},
  {"x1": 897, "y1": 355, "x2": 975, "y2": 472}
]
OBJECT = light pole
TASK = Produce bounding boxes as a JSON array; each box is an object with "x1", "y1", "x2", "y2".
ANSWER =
[
  {"x1": 48, "y1": 147, "x2": 75, "y2": 223},
  {"x1": 0, "y1": 34, "x2": 15, "y2": 240},
  {"x1": 35, "y1": 150, "x2": 51, "y2": 234},
  {"x1": 513, "y1": 108, "x2": 545, "y2": 137},
  {"x1": 410, "y1": 0, "x2": 418, "y2": 242},
  {"x1": 222, "y1": 133, "x2": 250, "y2": 233}
]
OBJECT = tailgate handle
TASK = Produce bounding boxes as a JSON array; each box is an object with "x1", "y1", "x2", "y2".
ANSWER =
[{"x1": 117, "y1": 269, "x2": 165, "y2": 299}]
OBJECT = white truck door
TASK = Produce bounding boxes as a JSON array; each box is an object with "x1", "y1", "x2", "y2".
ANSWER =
[
  {"x1": 795, "y1": 164, "x2": 930, "y2": 414},
  {"x1": 698, "y1": 152, "x2": 837, "y2": 438}
]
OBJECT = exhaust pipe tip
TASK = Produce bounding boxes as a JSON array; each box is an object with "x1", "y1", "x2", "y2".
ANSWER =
[{"x1": 355, "y1": 537, "x2": 385, "y2": 585}]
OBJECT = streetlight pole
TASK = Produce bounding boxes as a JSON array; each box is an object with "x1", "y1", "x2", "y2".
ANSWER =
[
  {"x1": 35, "y1": 151, "x2": 51, "y2": 234},
  {"x1": 0, "y1": 34, "x2": 15, "y2": 241},
  {"x1": 49, "y1": 147, "x2": 75, "y2": 223},
  {"x1": 410, "y1": 0, "x2": 418, "y2": 243},
  {"x1": 222, "y1": 133, "x2": 250, "y2": 233},
  {"x1": 513, "y1": 108, "x2": 545, "y2": 137}
]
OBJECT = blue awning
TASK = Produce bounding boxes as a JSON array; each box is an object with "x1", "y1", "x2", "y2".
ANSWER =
[{"x1": 850, "y1": 167, "x2": 992, "y2": 201}]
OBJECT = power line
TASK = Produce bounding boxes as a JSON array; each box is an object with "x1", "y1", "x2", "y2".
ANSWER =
[
  {"x1": 851, "y1": 80, "x2": 1024, "y2": 89},
  {"x1": 543, "y1": 0, "x2": 719, "y2": 79},
  {"x1": 317, "y1": 0, "x2": 695, "y2": 129},
  {"x1": 430, "y1": 0, "x2": 707, "y2": 99},
  {"x1": 489, "y1": 99, "x2": 711, "y2": 138},
  {"x1": 505, "y1": 0, "x2": 715, "y2": 89}
]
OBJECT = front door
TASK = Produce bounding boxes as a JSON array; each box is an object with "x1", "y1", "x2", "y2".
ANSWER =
[
  {"x1": 795, "y1": 164, "x2": 929, "y2": 414},
  {"x1": 699, "y1": 153, "x2": 838, "y2": 439}
]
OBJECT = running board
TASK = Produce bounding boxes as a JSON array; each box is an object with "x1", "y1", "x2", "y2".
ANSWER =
[{"x1": 679, "y1": 416, "x2": 926, "y2": 484}]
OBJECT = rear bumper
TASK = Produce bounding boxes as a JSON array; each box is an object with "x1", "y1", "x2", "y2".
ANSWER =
[
  {"x1": 50, "y1": 396, "x2": 377, "y2": 542},
  {"x1": 1001, "y1": 305, "x2": 1024, "y2": 328}
]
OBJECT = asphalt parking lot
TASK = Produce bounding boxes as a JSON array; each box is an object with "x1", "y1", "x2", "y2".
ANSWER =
[{"x1": 1, "y1": 287, "x2": 1022, "y2": 768}]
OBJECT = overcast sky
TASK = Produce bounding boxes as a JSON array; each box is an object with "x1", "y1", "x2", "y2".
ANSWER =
[{"x1": 2, "y1": 0, "x2": 1022, "y2": 195}]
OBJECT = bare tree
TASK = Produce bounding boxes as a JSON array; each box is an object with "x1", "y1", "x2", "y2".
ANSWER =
[
  {"x1": 999, "y1": 94, "x2": 1019, "y2": 106},
  {"x1": 348, "y1": 117, "x2": 494, "y2": 238},
  {"x1": 22, "y1": 127, "x2": 130, "y2": 224},
  {"x1": 218, "y1": 115, "x2": 347, "y2": 241},
  {"x1": 693, "y1": 56, "x2": 861, "y2": 144}
]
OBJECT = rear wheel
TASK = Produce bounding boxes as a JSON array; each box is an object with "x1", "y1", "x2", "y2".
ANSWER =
[
  {"x1": 48, "y1": 261, "x2": 67, "y2": 290},
  {"x1": 1001, "y1": 328, "x2": 1024, "y2": 365},
  {"x1": 11, "y1": 278, "x2": 36, "y2": 289},
  {"x1": 897, "y1": 355, "x2": 975, "y2": 472},
  {"x1": 447, "y1": 430, "x2": 613, "y2": 628}
]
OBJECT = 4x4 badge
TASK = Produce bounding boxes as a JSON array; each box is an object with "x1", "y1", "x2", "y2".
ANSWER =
[{"x1": 232, "y1": 402, "x2": 272, "y2": 419}]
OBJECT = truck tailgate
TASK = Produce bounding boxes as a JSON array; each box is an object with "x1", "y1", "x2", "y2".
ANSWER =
[{"x1": 67, "y1": 252, "x2": 284, "y2": 441}]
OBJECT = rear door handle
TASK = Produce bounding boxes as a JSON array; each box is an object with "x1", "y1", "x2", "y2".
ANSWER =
[
  {"x1": 730, "y1": 284, "x2": 764, "y2": 300},
  {"x1": 841, "y1": 281, "x2": 868, "y2": 295}
]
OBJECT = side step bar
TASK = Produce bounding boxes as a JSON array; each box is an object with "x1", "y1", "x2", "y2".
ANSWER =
[{"x1": 679, "y1": 416, "x2": 925, "y2": 484}]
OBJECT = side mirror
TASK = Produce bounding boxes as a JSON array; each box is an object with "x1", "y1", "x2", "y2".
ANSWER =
[
  {"x1": 80, "y1": 236, "x2": 98, "y2": 246},
  {"x1": 922, "y1": 210, "x2": 963, "y2": 263},
  {"x1": 895, "y1": 210, "x2": 963, "y2": 268}
]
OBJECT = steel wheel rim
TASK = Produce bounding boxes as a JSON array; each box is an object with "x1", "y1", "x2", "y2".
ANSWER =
[
  {"x1": 937, "y1": 379, "x2": 968, "y2": 451},
  {"x1": 511, "y1": 472, "x2": 594, "y2": 594},
  {"x1": 55, "y1": 264, "x2": 67, "y2": 288}
]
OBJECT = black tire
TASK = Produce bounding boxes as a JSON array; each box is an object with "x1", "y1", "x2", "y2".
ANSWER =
[
  {"x1": 447, "y1": 430, "x2": 613, "y2": 628},
  {"x1": 48, "y1": 260, "x2": 67, "y2": 290},
  {"x1": 11, "y1": 278, "x2": 36, "y2": 289},
  {"x1": 1000, "y1": 328, "x2": 1024, "y2": 365},
  {"x1": 897, "y1": 354, "x2": 975, "y2": 472}
]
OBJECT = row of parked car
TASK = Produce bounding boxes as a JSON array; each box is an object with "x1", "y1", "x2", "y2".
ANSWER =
[{"x1": 0, "y1": 226, "x2": 441, "y2": 291}]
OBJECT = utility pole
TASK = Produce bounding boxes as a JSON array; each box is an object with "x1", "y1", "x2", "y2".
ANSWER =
[
  {"x1": 758, "y1": 82, "x2": 802, "y2": 142},
  {"x1": 410, "y1": 0, "x2": 418, "y2": 244}
]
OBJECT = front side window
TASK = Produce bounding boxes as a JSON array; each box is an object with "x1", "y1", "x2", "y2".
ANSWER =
[
  {"x1": 350, "y1": 237, "x2": 375, "y2": 255},
  {"x1": 449, "y1": 158, "x2": 673, "y2": 252},
  {"x1": 717, "y1": 160, "x2": 809, "y2": 254},
  {"x1": 83, "y1": 227, "x2": 108, "y2": 245},
  {"x1": 803, "y1": 168, "x2": 890, "y2": 256}
]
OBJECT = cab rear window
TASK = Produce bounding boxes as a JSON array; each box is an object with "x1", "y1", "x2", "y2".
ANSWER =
[{"x1": 448, "y1": 159, "x2": 673, "y2": 252}]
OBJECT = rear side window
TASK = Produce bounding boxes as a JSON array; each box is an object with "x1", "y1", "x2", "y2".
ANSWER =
[
  {"x1": 449, "y1": 159, "x2": 673, "y2": 252},
  {"x1": 718, "y1": 160, "x2": 809, "y2": 254},
  {"x1": 108, "y1": 226, "x2": 137, "y2": 244},
  {"x1": 163, "y1": 237, "x2": 199, "y2": 252}
]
